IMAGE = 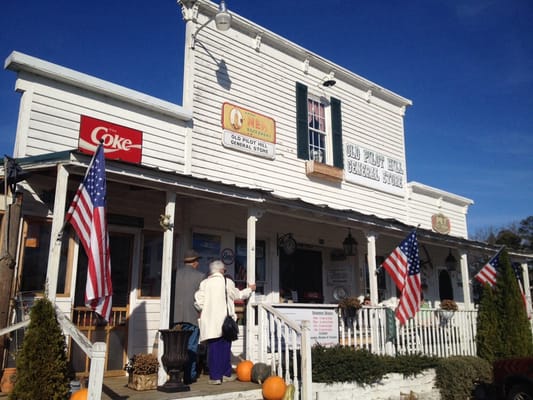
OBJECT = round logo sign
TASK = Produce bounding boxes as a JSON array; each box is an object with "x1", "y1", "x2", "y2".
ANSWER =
[{"x1": 221, "y1": 248, "x2": 235, "y2": 265}]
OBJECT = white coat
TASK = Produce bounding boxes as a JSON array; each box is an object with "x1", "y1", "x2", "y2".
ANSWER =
[{"x1": 194, "y1": 272, "x2": 252, "y2": 342}]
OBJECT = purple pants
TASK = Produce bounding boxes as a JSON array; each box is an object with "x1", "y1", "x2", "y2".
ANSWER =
[{"x1": 207, "y1": 336, "x2": 232, "y2": 380}]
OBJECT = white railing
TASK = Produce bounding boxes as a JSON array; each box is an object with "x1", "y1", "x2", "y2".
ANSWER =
[
  {"x1": 54, "y1": 306, "x2": 106, "y2": 400},
  {"x1": 339, "y1": 306, "x2": 478, "y2": 357},
  {"x1": 256, "y1": 303, "x2": 312, "y2": 400}
]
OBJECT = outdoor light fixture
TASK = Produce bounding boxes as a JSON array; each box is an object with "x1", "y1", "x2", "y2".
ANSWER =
[
  {"x1": 342, "y1": 229, "x2": 358, "y2": 256},
  {"x1": 277, "y1": 233, "x2": 297, "y2": 255},
  {"x1": 321, "y1": 72, "x2": 336, "y2": 87},
  {"x1": 445, "y1": 248, "x2": 457, "y2": 271},
  {"x1": 191, "y1": 0, "x2": 232, "y2": 48}
]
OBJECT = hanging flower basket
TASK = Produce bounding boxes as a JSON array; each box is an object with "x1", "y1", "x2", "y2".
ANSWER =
[{"x1": 438, "y1": 299, "x2": 458, "y2": 326}]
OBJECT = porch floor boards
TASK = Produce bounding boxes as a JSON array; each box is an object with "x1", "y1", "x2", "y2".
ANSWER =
[{"x1": 101, "y1": 374, "x2": 261, "y2": 399}]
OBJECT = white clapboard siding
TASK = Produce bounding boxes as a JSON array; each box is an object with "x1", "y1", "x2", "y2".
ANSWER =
[
  {"x1": 189, "y1": 25, "x2": 410, "y2": 222},
  {"x1": 13, "y1": 71, "x2": 188, "y2": 173},
  {"x1": 129, "y1": 300, "x2": 162, "y2": 356},
  {"x1": 407, "y1": 183, "x2": 471, "y2": 238}
]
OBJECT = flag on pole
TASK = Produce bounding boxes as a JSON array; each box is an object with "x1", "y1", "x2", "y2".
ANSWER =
[
  {"x1": 66, "y1": 143, "x2": 112, "y2": 321},
  {"x1": 382, "y1": 231, "x2": 421, "y2": 325},
  {"x1": 474, "y1": 248, "x2": 503, "y2": 287}
]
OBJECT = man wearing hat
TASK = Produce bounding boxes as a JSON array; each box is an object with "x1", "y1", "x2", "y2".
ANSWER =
[{"x1": 174, "y1": 249, "x2": 205, "y2": 384}]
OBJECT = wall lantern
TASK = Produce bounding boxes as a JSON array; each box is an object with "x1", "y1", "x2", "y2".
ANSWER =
[
  {"x1": 342, "y1": 229, "x2": 358, "y2": 257},
  {"x1": 277, "y1": 233, "x2": 297, "y2": 255},
  {"x1": 445, "y1": 248, "x2": 457, "y2": 272},
  {"x1": 320, "y1": 72, "x2": 336, "y2": 87},
  {"x1": 191, "y1": 0, "x2": 232, "y2": 48}
]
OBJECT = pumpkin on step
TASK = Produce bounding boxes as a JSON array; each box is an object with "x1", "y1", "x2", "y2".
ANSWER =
[
  {"x1": 236, "y1": 359, "x2": 254, "y2": 382},
  {"x1": 251, "y1": 362, "x2": 271, "y2": 384},
  {"x1": 262, "y1": 375, "x2": 286, "y2": 400}
]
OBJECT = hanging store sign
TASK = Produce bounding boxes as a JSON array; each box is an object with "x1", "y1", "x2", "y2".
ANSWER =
[
  {"x1": 221, "y1": 103, "x2": 276, "y2": 159},
  {"x1": 432, "y1": 213, "x2": 451, "y2": 234},
  {"x1": 79, "y1": 115, "x2": 143, "y2": 163},
  {"x1": 344, "y1": 142, "x2": 405, "y2": 196}
]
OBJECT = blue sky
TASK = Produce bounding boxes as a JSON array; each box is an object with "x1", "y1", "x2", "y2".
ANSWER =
[{"x1": 1, "y1": 0, "x2": 531, "y2": 236}]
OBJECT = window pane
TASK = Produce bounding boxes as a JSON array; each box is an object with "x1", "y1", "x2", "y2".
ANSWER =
[
  {"x1": 140, "y1": 231, "x2": 163, "y2": 297},
  {"x1": 20, "y1": 220, "x2": 51, "y2": 292},
  {"x1": 234, "y1": 237, "x2": 266, "y2": 294},
  {"x1": 307, "y1": 97, "x2": 327, "y2": 163},
  {"x1": 192, "y1": 232, "x2": 222, "y2": 275}
]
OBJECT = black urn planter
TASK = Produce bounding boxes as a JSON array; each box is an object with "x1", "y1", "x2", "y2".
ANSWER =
[{"x1": 157, "y1": 329, "x2": 192, "y2": 393}]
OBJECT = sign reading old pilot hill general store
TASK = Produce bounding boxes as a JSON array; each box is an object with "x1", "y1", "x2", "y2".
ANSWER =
[
  {"x1": 221, "y1": 103, "x2": 276, "y2": 159},
  {"x1": 344, "y1": 142, "x2": 405, "y2": 196},
  {"x1": 79, "y1": 115, "x2": 143, "y2": 163}
]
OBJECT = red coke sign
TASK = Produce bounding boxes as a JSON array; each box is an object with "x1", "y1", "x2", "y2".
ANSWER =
[{"x1": 79, "y1": 115, "x2": 142, "y2": 163}]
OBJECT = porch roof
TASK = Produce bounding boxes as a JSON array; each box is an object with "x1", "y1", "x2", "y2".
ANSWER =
[{"x1": 3, "y1": 150, "x2": 532, "y2": 261}]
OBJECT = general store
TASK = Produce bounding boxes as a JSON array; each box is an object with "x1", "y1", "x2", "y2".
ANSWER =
[{"x1": 0, "y1": 0, "x2": 531, "y2": 397}]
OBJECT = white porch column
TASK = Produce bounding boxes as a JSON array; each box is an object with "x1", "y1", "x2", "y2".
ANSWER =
[
  {"x1": 459, "y1": 250, "x2": 472, "y2": 309},
  {"x1": 245, "y1": 207, "x2": 262, "y2": 359},
  {"x1": 366, "y1": 232, "x2": 378, "y2": 305},
  {"x1": 158, "y1": 191, "x2": 176, "y2": 385},
  {"x1": 46, "y1": 164, "x2": 69, "y2": 302},
  {"x1": 521, "y1": 262, "x2": 532, "y2": 316}
]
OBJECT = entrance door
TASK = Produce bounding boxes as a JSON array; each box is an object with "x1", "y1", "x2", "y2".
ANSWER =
[
  {"x1": 70, "y1": 232, "x2": 132, "y2": 377},
  {"x1": 280, "y1": 249, "x2": 323, "y2": 303}
]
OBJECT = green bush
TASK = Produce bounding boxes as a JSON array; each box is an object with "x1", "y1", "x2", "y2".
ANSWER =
[
  {"x1": 311, "y1": 345, "x2": 491, "y2": 399},
  {"x1": 435, "y1": 356, "x2": 492, "y2": 400},
  {"x1": 10, "y1": 297, "x2": 70, "y2": 400},
  {"x1": 311, "y1": 345, "x2": 438, "y2": 385}
]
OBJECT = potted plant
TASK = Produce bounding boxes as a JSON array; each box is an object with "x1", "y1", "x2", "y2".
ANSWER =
[
  {"x1": 338, "y1": 296, "x2": 362, "y2": 326},
  {"x1": 125, "y1": 353, "x2": 159, "y2": 391},
  {"x1": 438, "y1": 299, "x2": 458, "y2": 325}
]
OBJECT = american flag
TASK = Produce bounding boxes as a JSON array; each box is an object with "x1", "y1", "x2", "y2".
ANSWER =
[
  {"x1": 382, "y1": 231, "x2": 421, "y2": 325},
  {"x1": 66, "y1": 144, "x2": 112, "y2": 321},
  {"x1": 474, "y1": 249, "x2": 502, "y2": 287}
]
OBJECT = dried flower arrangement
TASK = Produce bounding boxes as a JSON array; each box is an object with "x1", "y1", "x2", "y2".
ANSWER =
[
  {"x1": 125, "y1": 353, "x2": 159, "y2": 375},
  {"x1": 338, "y1": 296, "x2": 362, "y2": 310},
  {"x1": 439, "y1": 299, "x2": 458, "y2": 311}
]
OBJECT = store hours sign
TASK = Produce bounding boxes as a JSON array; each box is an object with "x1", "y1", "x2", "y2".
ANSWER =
[{"x1": 344, "y1": 142, "x2": 405, "y2": 196}]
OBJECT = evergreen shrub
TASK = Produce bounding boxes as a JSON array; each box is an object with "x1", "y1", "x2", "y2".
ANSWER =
[{"x1": 9, "y1": 297, "x2": 70, "y2": 400}]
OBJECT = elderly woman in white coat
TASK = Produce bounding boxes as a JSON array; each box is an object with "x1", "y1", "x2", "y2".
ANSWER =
[{"x1": 194, "y1": 260, "x2": 256, "y2": 385}]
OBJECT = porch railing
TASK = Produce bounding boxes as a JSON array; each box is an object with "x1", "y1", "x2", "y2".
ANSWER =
[
  {"x1": 339, "y1": 306, "x2": 478, "y2": 357},
  {"x1": 256, "y1": 303, "x2": 312, "y2": 400},
  {"x1": 55, "y1": 305, "x2": 106, "y2": 400}
]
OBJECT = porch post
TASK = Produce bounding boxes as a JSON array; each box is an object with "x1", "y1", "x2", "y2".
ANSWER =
[
  {"x1": 460, "y1": 250, "x2": 472, "y2": 309},
  {"x1": 366, "y1": 232, "x2": 378, "y2": 305},
  {"x1": 245, "y1": 207, "x2": 262, "y2": 359},
  {"x1": 158, "y1": 191, "x2": 176, "y2": 385},
  {"x1": 521, "y1": 262, "x2": 532, "y2": 316},
  {"x1": 46, "y1": 164, "x2": 69, "y2": 302}
]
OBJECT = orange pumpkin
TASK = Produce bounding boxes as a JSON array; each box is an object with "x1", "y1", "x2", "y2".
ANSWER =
[
  {"x1": 70, "y1": 388, "x2": 88, "y2": 400},
  {"x1": 262, "y1": 375, "x2": 286, "y2": 400},
  {"x1": 236, "y1": 360, "x2": 254, "y2": 382}
]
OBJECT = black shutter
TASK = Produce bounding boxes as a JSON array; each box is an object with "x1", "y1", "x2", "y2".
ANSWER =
[
  {"x1": 296, "y1": 82, "x2": 309, "y2": 160},
  {"x1": 330, "y1": 97, "x2": 343, "y2": 169}
]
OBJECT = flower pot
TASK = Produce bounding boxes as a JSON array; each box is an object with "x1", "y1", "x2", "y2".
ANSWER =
[
  {"x1": 1, "y1": 367, "x2": 17, "y2": 393},
  {"x1": 128, "y1": 373, "x2": 158, "y2": 391},
  {"x1": 438, "y1": 310, "x2": 455, "y2": 326}
]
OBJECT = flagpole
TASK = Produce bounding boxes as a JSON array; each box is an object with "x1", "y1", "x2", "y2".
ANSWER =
[{"x1": 55, "y1": 141, "x2": 104, "y2": 242}]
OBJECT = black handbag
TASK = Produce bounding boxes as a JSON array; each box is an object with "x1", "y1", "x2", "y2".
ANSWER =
[{"x1": 222, "y1": 277, "x2": 239, "y2": 341}]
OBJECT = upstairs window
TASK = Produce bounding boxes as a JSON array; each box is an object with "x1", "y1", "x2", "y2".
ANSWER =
[
  {"x1": 308, "y1": 97, "x2": 327, "y2": 163},
  {"x1": 296, "y1": 82, "x2": 343, "y2": 169}
]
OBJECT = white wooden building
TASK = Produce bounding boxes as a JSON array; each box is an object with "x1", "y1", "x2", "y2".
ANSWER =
[{"x1": 1, "y1": 0, "x2": 531, "y2": 384}]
